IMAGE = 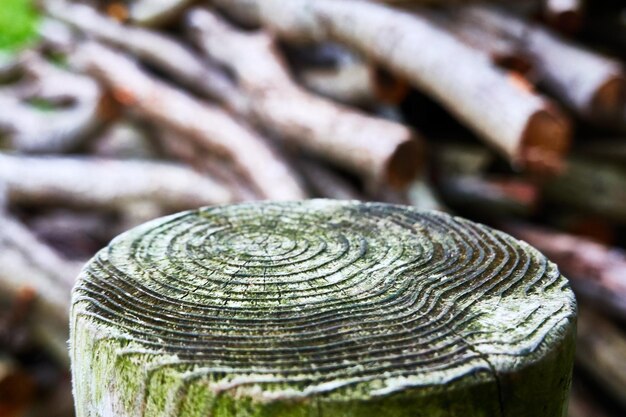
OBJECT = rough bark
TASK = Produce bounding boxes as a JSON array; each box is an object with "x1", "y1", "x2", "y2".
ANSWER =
[
  {"x1": 211, "y1": 0, "x2": 571, "y2": 173},
  {"x1": 71, "y1": 42, "x2": 306, "y2": 201},
  {"x1": 71, "y1": 200, "x2": 575, "y2": 417},
  {"x1": 0, "y1": 152, "x2": 234, "y2": 212},
  {"x1": 187, "y1": 9, "x2": 423, "y2": 189}
]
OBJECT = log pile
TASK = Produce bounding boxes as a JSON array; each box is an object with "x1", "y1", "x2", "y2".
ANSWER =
[{"x1": 0, "y1": 0, "x2": 625, "y2": 415}]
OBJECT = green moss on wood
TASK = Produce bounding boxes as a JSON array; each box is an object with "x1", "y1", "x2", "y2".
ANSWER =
[{"x1": 70, "y1": 200, "x2": 576, "y2": 416}]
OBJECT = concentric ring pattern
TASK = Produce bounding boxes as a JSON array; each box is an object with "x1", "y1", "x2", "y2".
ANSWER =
[{"x1": 71, "y1": 200, "x2": 576, "y2": 415}]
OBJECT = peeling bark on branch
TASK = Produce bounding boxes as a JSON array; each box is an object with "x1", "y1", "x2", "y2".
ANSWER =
[
  {"x1": 0, "y1": 152, "x2": 234, "y2": 211},
  {"x1": 71, "y1": 42, "x2": 306, "y2": 201},
  {"x1": 187, "y1": 8, "x2": 423, "y2": 189},
  {"x1": 45, "y1": 2, "x2": 246, "y2": 112},
  {"x1": 440, "y1": 5, "x2": 625, "y2": 125},
  {"x1": 211, "y1": 0, "x2": 571, "y2": 173}
]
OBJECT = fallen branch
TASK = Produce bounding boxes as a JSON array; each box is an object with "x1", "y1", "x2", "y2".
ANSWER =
[
  {"x1": 211, "y1": 0, "x2": 571, "y2": 173},
  {"x1": 0, "y1": 152, "x2": 235, "y2": 211},
  {"x1": 71, "y1": 42, "x2": 306, "y2": 200},
  {"x1": 36, "y1": 17, "x2": 75, "y2": 54},
  {"x1": 443, "y1": 5, "x2": 625, "y2": 125},
  {"x1": 0, "y1": 94, "x2": 102, "y2": 153},
  {"x1": 0, "y1": 55, "x2": 104, "y2": 153},
  {"x1": 17, "y1": 52, "x2": 101, "y2": 105},
  {"x1": 187, "y1": 8, "x2": 423, "y2": 189},
  {"x1": 502, "y1": 222, "x2": 626, "y2": 320},
  {"x1": 420, "y1": 8, "x2": 535, "y2": 76},
  {"x1": 45, "y1": 1, "x2": 247, "y2": 113},
  {"x1": 0, "y1": 213, "x2": 82, "y2": 363}
]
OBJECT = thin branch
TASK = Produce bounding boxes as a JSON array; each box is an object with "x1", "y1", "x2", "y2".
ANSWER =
[
  {"x1": 211, "y1": 0, "x2": 571, "y2": 172},
  {"x1": 45, "y1": 1, "x2": 246, "y2": 113},
  {"x1": 0, "y1": 55, "x2": 104, "y2": 153},
  {"x1": 187, "y1": 8, "x2": 423, "y2": 189},
  {"x1": 0, "y1": 152, "x2": 235, "y2": 211},
  {"x1": 440, "y1": 5, "x2": 625, "y2": 125},
  {"x1": 70, "y1": 42, "x2": 306, "y2": 200}
]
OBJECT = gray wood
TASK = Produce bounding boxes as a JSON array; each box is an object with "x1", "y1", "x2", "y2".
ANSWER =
[{"x1": 71, "y1": 200, "x2": 576, "y2": 416}]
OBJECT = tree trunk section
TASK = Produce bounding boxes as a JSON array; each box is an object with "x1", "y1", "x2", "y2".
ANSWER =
[{"x1": 71, "y1": 200, "x2": 576, "y2": 417}]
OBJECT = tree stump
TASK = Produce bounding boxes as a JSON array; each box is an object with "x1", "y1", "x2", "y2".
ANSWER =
[{"x1": 70, "y1": 200, "x2": 576, "y2": 417}]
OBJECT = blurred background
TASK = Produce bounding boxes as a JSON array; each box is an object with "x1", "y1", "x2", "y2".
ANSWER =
[{"x1": 1, "y1": 0, "x2": 626, "y2": 416}]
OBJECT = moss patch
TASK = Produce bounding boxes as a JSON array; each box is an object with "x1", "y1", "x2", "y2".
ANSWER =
[{"x1": 0, "y1": 0, "x2": 39, "y2": 52}]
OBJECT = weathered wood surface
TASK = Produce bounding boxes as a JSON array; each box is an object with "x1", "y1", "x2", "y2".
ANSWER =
[{"x1": 71, "y1": 200, "x2": 576, "y2": 417}]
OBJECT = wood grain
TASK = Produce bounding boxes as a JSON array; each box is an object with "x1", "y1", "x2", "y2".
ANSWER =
[{"x1": 71, "y1": 200, "x2": 576, "y2": 416}]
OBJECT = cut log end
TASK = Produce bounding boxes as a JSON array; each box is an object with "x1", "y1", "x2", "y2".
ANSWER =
[
  {"x1": 590, "y1": 75, "x2": 626, "y2": 121},
  {"x1": 519, "y1": 107, "x2": 571, "y2": 173},
  {"x1": 384, "y1": 138, "x2": 424, "y2": 189},
  {"x1": 71, "y1": 200, "x2": 576, "y2": 417}
]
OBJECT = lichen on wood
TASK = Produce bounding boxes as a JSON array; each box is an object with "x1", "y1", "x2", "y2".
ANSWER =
[{"x1": 71, "y1": 200, "x2": 576, "y2": 417}]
